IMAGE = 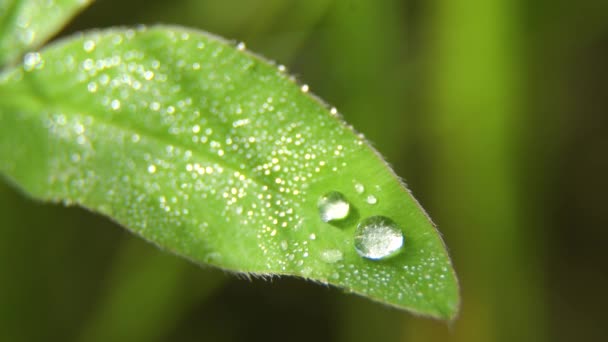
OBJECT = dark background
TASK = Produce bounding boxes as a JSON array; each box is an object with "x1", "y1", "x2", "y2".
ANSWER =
[{"x1": 1, "y1": 0, "x2": 607, "y2": 341}]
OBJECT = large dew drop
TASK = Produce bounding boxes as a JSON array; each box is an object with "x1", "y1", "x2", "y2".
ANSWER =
[
  {"x1": 354, "y1": 216, "x2": 404, "y2": 260},
  {"x1": 318, "y1": 191, "x2": 350, "y2": 222}
]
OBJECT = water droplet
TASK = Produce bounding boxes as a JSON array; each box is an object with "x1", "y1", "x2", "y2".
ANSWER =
[
  {"x1": 366, "y1": 194, "x2": 377, "y2": 205},
  {"x1": 110, "y1": 99, "x2": 121, "y2": 110},
  {"x1": 87, "y1": 82, "x2": 98, "y2": 93},
  {"x1": 19, "y1": 29, "x2": 35, "y2": 45},
  {"x1": 318, "y1": 191, "x2": 350, "y2": 222},
  {"x1": 320, "y1": 249, "x2": 343, "y2": 264},
  {"x1": 301, "y1": 267, "x2": 313, "y2": 277},
  {"x1": 83, "y1": 40, "x2": 96, "y2": 52},
  {"x1": 354, "y1": 216, "x2": 404, "y2": 260},
  {"x1": 301, "y1": 84, "x2": 309, "y2": 93},
  {"x1": 354, "y1": 183, "x2": 365, "y2": 194},
  {"x1": 236, "y1": 42, "x2": 246, "y2": 51},
  {"x1": 280, "y1": 240, "x2": 288, "y2": 251},
  {"x1": 23, "y1": 52, "x2": 43, "y2": 71}
]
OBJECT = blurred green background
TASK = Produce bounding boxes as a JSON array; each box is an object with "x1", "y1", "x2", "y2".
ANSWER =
[{"x1": 1, "y1": 0, "x2": 607, "y2": 341}]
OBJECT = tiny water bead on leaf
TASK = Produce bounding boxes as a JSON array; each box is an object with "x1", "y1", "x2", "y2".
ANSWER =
[
  {"x1": 0, "y1": 26, "x2": 459, "y2": 319},
  {"x1": 354, "y1": 216, "x2": 404, "y2": 260},
  {"x1": 318, "y1": 191, "x2": 350, "y2": 222},
  {"x1": 320, "y1": 249, "x2": 344, "y2": 264},
  {"x1": 354, "y1": 183, "x2": 365, "y2": 194}
]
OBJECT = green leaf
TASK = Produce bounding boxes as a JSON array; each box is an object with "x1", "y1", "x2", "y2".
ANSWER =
[
  {"x1": 0, "y1": 0, "x2": 92, "y2": 67},
  {"x1": 0, "y1": 25, "x2": 459, "y2": 319}
]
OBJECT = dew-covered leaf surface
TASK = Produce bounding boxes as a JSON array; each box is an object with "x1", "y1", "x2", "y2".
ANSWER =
[
  {"x1": 0, "y1": 26, "x2": 459, "y2": 319},
  {"x1": 0, "y1": 0, "x2": 92, "y2": 66}
]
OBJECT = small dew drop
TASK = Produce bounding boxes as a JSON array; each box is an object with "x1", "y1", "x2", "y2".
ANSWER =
[
  {"x1": 74, "y1": 123, "x2": 85, "y2": 134},
  {"x1": 236, "y1": 42, "x2": 246, "y2": 51},
  {"x1": 354, "y1": 216, "x2": 404, "y2": 260},
  {"x1": 366, "y1": 195, "x2": 377, "y2": 205},
  {"x1": 301, "y1": 84, "x2": 309, "y2": 93},
  {"x1": 19, "y1": 29, "x2": 35, "y2": 45},
  {"x1": 318, "y1": 191, "x2": 350, "y2": 223},
  {"x1": 355, "y1": 183, "x2": 365, "y2": 194},
  {"x1": 87, "y1": 82, "x2": 98, "y2": 93},
  {"x1": 23, "y1": 52, "x2": 42, "y2": 71},
  {"x1": 301, "y1": 267, "x2": 313, "y2": 277},
  {"x1": 147, "y1": 164, "x2": 157, "y2": 174},
  {"x1": 320, "y1": 249, "x2": 343, "y2": 264},
  {"x1": 110, "y1": 99, "x2": 121, "y2": 110},
  {"x1": 83, "y1": 40, "x2": 96, "y2": 52}
]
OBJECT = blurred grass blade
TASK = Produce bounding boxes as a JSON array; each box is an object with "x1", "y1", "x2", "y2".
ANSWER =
[
  {"x1": 78, "y1": 237, "x2": 226, "y2": 342},
  {"x1": 0, "y1": 0, "x2": 92, "y2": 67},
  {"x1": 0, "y1": 25, "x2": 458, "y2": 319}
]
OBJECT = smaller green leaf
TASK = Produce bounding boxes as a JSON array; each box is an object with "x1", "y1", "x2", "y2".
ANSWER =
[{"x1": 0, "y1": 0, "x2": 92, "y2": 67}]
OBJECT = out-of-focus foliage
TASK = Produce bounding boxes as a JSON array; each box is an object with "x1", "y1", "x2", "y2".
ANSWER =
[
  {"x1": 0, "y1": 0, "x2": 91, "y2": 66},
  {"x1": 1, "y1": 0, "x2": 608, "y2": 341}
]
